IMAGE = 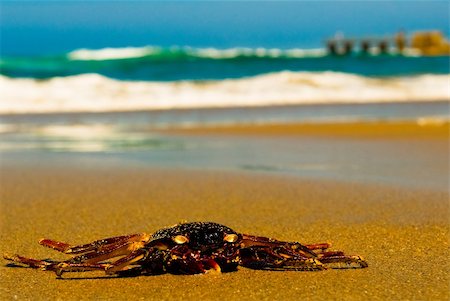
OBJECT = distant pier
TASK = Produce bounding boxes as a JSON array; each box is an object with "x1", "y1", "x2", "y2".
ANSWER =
[{"x1": 325, "y1": 31, "x2": 450, "y2": 56}]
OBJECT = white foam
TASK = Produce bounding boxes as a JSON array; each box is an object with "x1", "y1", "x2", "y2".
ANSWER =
[
  {"x1": 68, "y1": 47, "x2": 160, "y2": 60},
  {"x1": 0, "y1": 72, "x2": 449, "y2": 114},
  {"x1": 67, "y1": 46, "x2": 327, "y2": 61},
  {"x1": 35, "y1": 124, "x2": 115, "y2": 139},
  {"x1": 188, "y1": 47, "x2": 326, "y2": 59}
]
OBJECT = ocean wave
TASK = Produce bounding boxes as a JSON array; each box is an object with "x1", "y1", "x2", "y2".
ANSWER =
[
  {"x1": 67, "y1": 46, "x2": 327, "y2": 61},
  {"x1": 2, "y1": 46, "x2": 448, "y2": 80},
  {"x1": 0, "y1": 71, "x2": 449, "y2": 114}
]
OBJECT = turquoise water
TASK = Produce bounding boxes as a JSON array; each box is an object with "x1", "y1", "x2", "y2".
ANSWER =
[
  {"x1": 2, "y1": 1, "x2": 448, "y2": 81},
  {"x1": 1, "y1": 48, "x2": 448, "y2": 80}
]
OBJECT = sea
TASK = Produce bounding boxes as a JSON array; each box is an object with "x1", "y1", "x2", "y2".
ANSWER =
[
  {"x1": 2, "y1": 1, "x2": 449, "y2": 116},
  {"x1": 1, "y1": 47, "x2": 449, "y2": 115},
  {"x1": 0, "y1": 1, "x2": 449, "y2": 189}
]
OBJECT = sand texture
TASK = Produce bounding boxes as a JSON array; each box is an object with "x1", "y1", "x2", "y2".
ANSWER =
[
  {"x1": 1, "y1": 167, "x2": 448, "y2": 300},
  {"x1": 161, "y1": 120, "x2": 450, "y2": 139}
]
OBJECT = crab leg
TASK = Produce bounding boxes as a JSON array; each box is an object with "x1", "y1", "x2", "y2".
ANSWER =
[
  {"x1": 241, "y1": 234, "x2": 317, "y2": 257},
  {"x1": 317, "y1": 251, "x2": 345, "y2": 257},
  {"x1": 240, "y1": 246, "x2": 325, "y2": 271},
  {"x1": 51, "y1": 248, "x2": 152, "y2": 277},
  {"x1": 53, "y1": 263, "x2": 110, "y2": 276},
  {"x1": 104, "y1": 249, "x2": 147, "y2": 275},
  {"x1": 2, "y1": 254, "x2": 106, "y2": 276},
  {"x1": 3, "y1": 235, "x2": 153, "y2": 276},
  {"x1": 3, "y1": 254, "x2": 55, "y2": 269},
  {"x1": 39, "y1": 233, "x2": 150, "y2": 254},
  {"x1": 239, "y1": 235, "x2": 368, "y2": 270},
  {"x1": 318, "y1": 254, "x2": 368, "y2": 269},
  {"x1": 305, "y1": 243, "x2": 331, "y2": 252},
  {"x1": 259, "y1": 258, "x2": 326, "y2": 271},
  {"x1": 68, "y1": 241, "x2": 143, "y2": 265}
]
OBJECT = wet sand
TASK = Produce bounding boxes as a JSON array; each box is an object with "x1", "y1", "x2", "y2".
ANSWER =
[
  {"x1": 1, "y1": 166, "x2": 448, "y2": 300},
  {"x1": 161, "y1": 120, "x2": 449, "y2": 139}
]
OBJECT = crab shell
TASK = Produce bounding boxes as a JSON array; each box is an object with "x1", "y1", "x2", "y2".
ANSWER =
[{"x1": 142, "y1": 222, "x2": 241, "y2": 274}]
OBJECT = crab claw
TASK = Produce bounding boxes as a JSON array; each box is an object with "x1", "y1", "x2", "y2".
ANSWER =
[{"x1": 204, "y1": 259, "x2": 221, "y2": 273}]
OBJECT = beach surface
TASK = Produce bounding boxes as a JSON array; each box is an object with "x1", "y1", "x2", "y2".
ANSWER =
[{"x1": 0, "y1": 121, "x2": 449, "y2": 300}]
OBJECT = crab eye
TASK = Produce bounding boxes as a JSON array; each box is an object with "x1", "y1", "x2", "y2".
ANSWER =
[
  {"x1": 172, "y1": 235, "x2": 189, "y2": 244},
  {"x1": 224, "y1": 233, "x2": 238, "y2": 243}
]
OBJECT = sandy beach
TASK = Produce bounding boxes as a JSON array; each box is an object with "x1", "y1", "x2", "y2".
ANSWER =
[{"x1": 1, "y1": 121, "x2": 449, "y2": 300}]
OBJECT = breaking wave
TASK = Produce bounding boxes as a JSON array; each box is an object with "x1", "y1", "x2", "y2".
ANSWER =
[
  {"x1": 67, "y1": 46, "x2": 327, "y2": 61},
  {"x1": 1, "y1": 71, "x2": 448, "y2": 114},
  {"x1": 2, "y1": 46, "x2": 448, "y2": 81}
]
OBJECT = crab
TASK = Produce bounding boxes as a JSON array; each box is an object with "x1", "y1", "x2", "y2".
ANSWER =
[{"x1": 3, "y1": 222, "x2": 367, "y2": 277}]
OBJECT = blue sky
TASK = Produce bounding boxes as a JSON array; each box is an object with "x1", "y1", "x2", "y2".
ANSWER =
[{"x1": 1, "y1": 1, "x2": 449, "y2": 55}]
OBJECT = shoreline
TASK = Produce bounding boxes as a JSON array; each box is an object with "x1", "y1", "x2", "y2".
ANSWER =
[
  {"x1": 1, "y1": 119, "x2": 448, "y2": 192},
  {"x1": 0, "y1": 99, "x2": 448, "y2": 118}
]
